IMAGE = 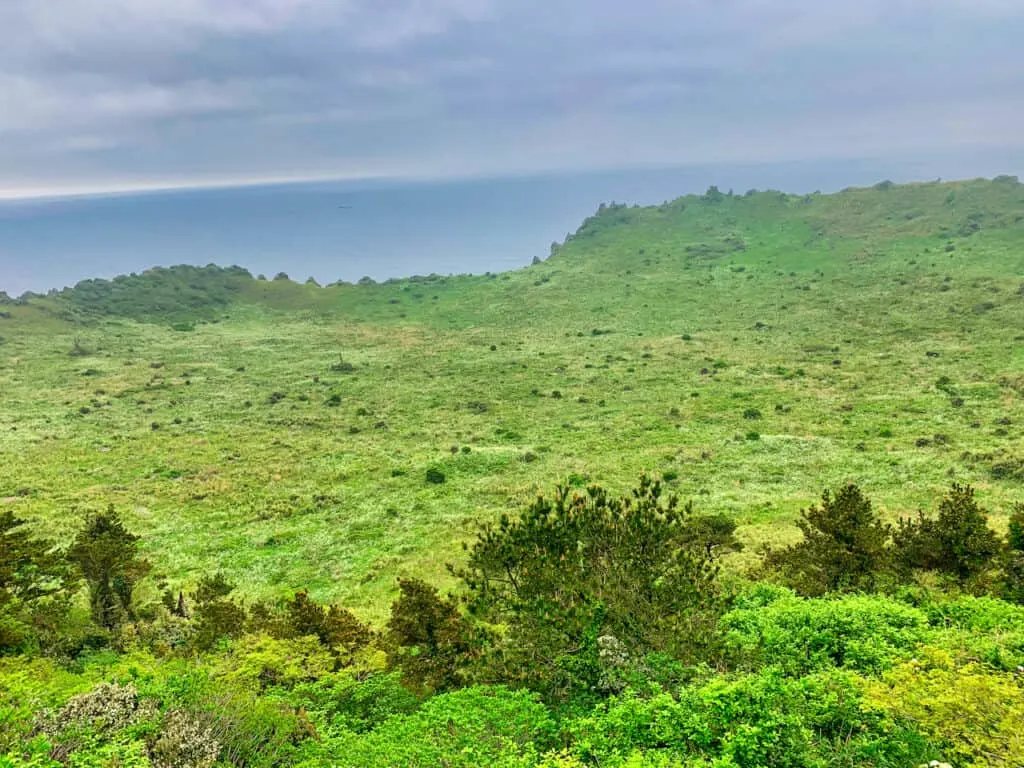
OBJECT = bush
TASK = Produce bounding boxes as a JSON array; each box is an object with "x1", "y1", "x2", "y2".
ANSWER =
[
  {"x1": 319, "y1": 686, "x2": 555, "y2": 768},
  {"x1": 893, "y1": 484, "x2": 1001, "y2": 585},
  {"x1": 386, "y1": 579, "x2": 476, "y2": 693},
  {"x1": 562, "y1": 669, "x2": 930, "y2": 767},
  {"x1": 760, "y1": 484, "x2": 892, "y2": 595},
  {"x1": 861, "y1": 647, "x2": 1024, "y2": 766},
  {"x1": 722, "y1": 593, "x2": 927, "y2": 674},
  {"x1": 425, "y1": 468, "x2": 446, "y2": 485},
  {"x1": 290, "y1": 671, "x2": 419, "y2": 736},
  {"x1": 150, "y1": 709, "x2": 220, "y2": 768},
  {"x1": 454, "y1": 476, "x2": 725, "y2": 701}
]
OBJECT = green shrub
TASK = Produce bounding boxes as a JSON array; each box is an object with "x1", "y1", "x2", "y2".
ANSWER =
[
  {"x1": 386, "y1": 579, "x2": 476, "y2": 693},
  {"x1": 861, "y1": 646, "x2": 1024, "y2": 766},
  {"x1": 563, "y1": 670, "x2": 930, "y2": 767},
  {"x1": 722, "y1": 593, "x2": 927, "y2": 674},
  {"x1": 893, "y1": 484, "x2": 1001, "y2": 585},
  {"x1": 425, "y1": 468, "x2": 446, "y2": 485},
  {"x1": 455, "y1": 476, "x2": 725, "y2": 702},
  {"x1": 318, "y1": 686, "x2": 555, "y2": 768},
  {"x1": 290, "y1": 671, "x2": 419, "y2": 735},
  {"x1": 760, "y1": 484, "x2": 892, "y2": 596}
]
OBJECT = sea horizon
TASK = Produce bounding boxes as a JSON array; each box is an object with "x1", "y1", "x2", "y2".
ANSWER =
[{"x1": 2, "y1": 151, "x2": 1022, "y2": 298}]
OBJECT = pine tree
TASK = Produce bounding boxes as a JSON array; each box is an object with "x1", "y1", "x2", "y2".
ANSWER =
[
  {"x1": 761, "y1": 484, "x2": 892, "y2": 595},
  {"x1": 68, "y1": 507, "x2": 150, "y2": 630}
]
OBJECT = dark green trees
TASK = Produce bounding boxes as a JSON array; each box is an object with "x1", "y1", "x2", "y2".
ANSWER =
[
  {"x1": 1002, "y1": 505, "x2": 1024, "y2": 604},
  {"x1": 0, "y1": 511, "x2": 74, "y2": 651},
  {"x1": 386, "y1": 578, "x2": 476, "y2": 693},
  {"x1": 455, "y1": 475, "x2": 726, "y2": 699},
  {"x1": 894, "y1": 484, "x2": 1001, "y2": 585},
  {"x1": 761, "y1": 484, "x2": 892, "y2": 595},
  {"x1": 68, "y1": 507, "x2": 151, "y2": 631}
]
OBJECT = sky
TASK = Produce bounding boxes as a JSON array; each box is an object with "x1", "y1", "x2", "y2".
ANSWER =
[{"x1": 1, "y1": 0, "x2": 1023, "y2": 199}]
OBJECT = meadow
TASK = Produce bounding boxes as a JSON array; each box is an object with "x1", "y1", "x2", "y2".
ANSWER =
[
  {"x1": 3, "y1": 176, "x2": 1024, "y2": 768},
  {"x1": 2, "y1": 177, "x2": 1022, "y2": 618}
]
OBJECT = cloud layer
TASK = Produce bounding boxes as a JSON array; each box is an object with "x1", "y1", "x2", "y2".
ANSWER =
[{"x1": 2, "y1": 0, "x2": 1023, "y2": 196}]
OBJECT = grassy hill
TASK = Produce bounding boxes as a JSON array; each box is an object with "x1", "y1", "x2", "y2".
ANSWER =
[{"x1": 2, "y1": 176, "x2": 1023, "y2": 618}]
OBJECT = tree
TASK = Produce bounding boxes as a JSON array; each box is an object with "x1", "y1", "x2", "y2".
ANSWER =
[
  {"x1": 454, "y1": 475, "x2": 724, "y2": 700},
  {"x1": 68, "y1": 507, "x2": 150, "y2": 631},
  {"x1": 190, "y1": 572, "x2": 247, "y2": 651},
  {"x1": 283, "y1": 590, "x2": 374, "y2": 663},
  {"x1": 0, "y1": 511, "x2": 75, "y2": 651},
  {"x1": 893, "y1": 484, "x2": 1001, "y2": 585},
  {"x1": 1002, "y1": 504, "x2": 1024, "y2": 604},
  {"x1": 386, "y1": 578, "x2": 477, "y2": 693},
  {"x1": 760, "y1": 484, "x2": 892, "y2": 595}
]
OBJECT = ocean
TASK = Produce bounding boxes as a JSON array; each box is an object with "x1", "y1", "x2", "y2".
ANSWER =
[{"x1": 1, "y1": 154, "x2": 1019, "y2": 296}]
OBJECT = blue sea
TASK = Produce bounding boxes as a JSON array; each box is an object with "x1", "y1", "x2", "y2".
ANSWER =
[{"x1": 1, "y1": 154, "x2": 1019, "y2": 296}]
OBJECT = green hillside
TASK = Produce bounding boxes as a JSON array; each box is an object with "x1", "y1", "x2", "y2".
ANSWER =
[
  {"x1": 3, "y1": 176, "x2": 1024, "y2": 768},
  {"x1": 3, "y1": 177, "x2": 1022, "y2": 613}
]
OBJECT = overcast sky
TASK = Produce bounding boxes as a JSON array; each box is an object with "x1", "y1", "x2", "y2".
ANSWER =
[{"x1": 2, "y1": 0, "x2": 1023, "y2": 198}]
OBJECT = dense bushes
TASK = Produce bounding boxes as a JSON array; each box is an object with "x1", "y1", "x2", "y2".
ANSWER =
[
  {"x1": 3, "y1": 476, "x2": 1023, "y2": 767},
  {"x1": 454, "y1": 476, "x2": 734, "y2": 701}
]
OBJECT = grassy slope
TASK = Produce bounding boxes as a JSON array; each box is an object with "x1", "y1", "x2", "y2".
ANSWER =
[{"x1": 1, "y1": 178, "x2": 1022, "y2": 620}]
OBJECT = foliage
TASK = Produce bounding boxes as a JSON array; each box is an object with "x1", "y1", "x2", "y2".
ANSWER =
[
  {"x1": 57, "y1": 265, "x2": 253, "y2": 322},
  {"x1": 313, "y1": 686, "x2": 555, "y2": 768},
  {"x1": 67, "y1": 508, "x2": 151, "y2": 632},
  {"x1": 0, "y1": 513, "x2": 74, "y2": 653},
  {"x1": 861, "y1": 646, "x2": 1024, "y2": 767},
  {"x1": 721, "y1": 592, "x2": 927, "y2": 674},
  {"x1": 893, "y1": 484, "x2": 1002, "y2": 585},
  {"x1": 562, "y1": 670, "x2": 931, "y2": 767},
  {"x1": 177, "y1": 573, "x2": 244, "y2": 651},
  {"x1": 455, "y1": 476, "x2": 724, "y2": 701},
  {"x1": 215, "y1": 634, "x2": 333, "y2": 689},
  {"x1": 149, "y1": 709, "x2": 220, "y2": 768},
  {"x1": 386, "y1": 578, "x2": 477, "y2": 693},
  {"x1": 759, "y1": 484, "x2": 892, "y2": 595},
  {"x1": 290, "y1": 671, "x2": 420, "y2": 735}
]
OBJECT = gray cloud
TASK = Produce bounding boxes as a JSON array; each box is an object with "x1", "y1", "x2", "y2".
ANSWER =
[{"x1": 1, "y1": 0, "x2": 1023, "y2": 196}]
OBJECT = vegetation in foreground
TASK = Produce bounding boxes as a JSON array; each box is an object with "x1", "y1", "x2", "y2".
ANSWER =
[
  {"x1": 3, "y1": 476, "x2": 1024, "y2": 766},
  {"x1": 1, "y1": 176, "x2": 1023, "y2": 766}
]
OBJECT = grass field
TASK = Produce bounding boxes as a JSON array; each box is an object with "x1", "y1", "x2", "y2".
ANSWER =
[{"x1": 2, "y1": 176, "x2": 1023, "y2": 620}]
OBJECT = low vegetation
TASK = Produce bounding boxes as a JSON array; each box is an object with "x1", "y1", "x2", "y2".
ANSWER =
[{"x1": 1, "y1": 177, "x2": 1023, "y2": 765}]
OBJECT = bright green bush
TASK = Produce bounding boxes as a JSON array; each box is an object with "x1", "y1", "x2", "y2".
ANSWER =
[
  {"x1": 313, "y1": 686, "x2": 555, "y2": 768},
  {"x1": 290, "y1": 671, "x2": 420, "y2": 735},
  {"x1": 562, "y1": 670, "x2": 931, "y2": 767},
  {"x1": 721, "y1": 593, "x2": 927, "y2": 674},
  {"x1": 862, "y1": 646, "x2": 1024, "y2": 767}
]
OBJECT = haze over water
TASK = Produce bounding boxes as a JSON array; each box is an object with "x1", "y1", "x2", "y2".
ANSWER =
[{"x1": 2, "y1": 153, "x2": 1020, "y2": 297}]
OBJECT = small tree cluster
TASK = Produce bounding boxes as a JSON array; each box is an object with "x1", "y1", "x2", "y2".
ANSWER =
[{"x1": 762, "y1": 482, "x2": 1012, "y2": 597}]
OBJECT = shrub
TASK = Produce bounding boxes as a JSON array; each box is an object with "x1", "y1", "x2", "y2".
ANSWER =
[
  {"x1": 1003, "y1": 505, "x2": 1024, "y2": 604},
  {"x1": 425, "y1": 468, "x2": 445, "y2": 485},
  {"x1": 68, "y1": 508, "x2": 151, "y2": 631},
  {"x1": 562, "y1": 669, "x2": 929, "y2": 767},
  {"x1": 290, "y1": 671, "x2": 419, "y2": 735},
  {"x1": 35, "y1": 682, "x2": 158, "y2": 759},
  {"x1": 893, "y1": 484, "x2": 1001, "y2": 585},
  {"x1": 760, "y1": 484, "x2": 892, "y2": 595},
  {"x1": 861, "y1": 647, "x2": 1024, "y2": 766},
  {"x1": 190, "y1": 574, "x2": 247, "y2": 651},
  {"x1": 150, "y1": 709, "x2": 220, "y2": 768},
  {"x1": 386, "y1": 579, "x2": 476, "y2": 693},
  {"x1": 321, "y1": 686, "x2": 555, "y2": 768},
  {"x1": 722, "y1": 593, "x2": 927, "y2": 674},
  {"x1": 742, "y1": 408, "x2": 761, "y2": 420},
  {"x1": 454, "y1": 476, "x2": 725, "y2": 701}
]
